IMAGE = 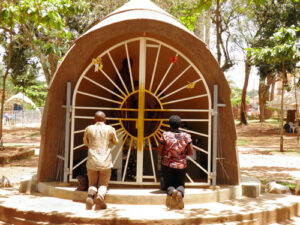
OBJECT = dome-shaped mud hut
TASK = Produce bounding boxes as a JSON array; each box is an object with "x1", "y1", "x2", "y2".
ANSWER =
[{"x1": 38, "y1": 0, "x2": 239, "y2": 187}]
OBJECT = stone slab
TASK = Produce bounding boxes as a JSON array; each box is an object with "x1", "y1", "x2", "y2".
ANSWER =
[
  {"x1": 37, "y1": 182, "x2": 242, "y2": 204},
  {"x1": 241, "y1": 175, "x2": 261, "y2": 198},
  {"x1": 0, "y1": 188, "x2": 299, "y2": 224}
]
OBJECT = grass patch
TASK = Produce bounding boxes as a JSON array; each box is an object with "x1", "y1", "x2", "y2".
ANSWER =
[
  {"x1": 246, "y1": 118, "x2": 280, "y2": 126},
  {"x1": 271, "y1": 149, "x2": 300, "y2": 156},
  {"x1": 236, "y1": 118, "x2": 281, "y2": 127},
  {"x1": 247, "y1": 119, "x2": 260, "y2": 123},
  {"x1": 26, "y1": 132, "x2": 40, "y2": 138},
  {"x1": 3, "y1": 143, "x2": 38, "y2": 148},
  {"x1": 15, "y1": 154, "x2": 34, "y2": 161},
  {"x1": 234, "y1": 120, "x2": 240, "y2": 125},
  {"x1": 277, "y1": 182, "x2": 296, "y2": 190},
  {"x1": 236, "y1": 139, "x2": 250, "y2": 146},
  {"x1": 3, "y1": 143, "x2": 28, "y2": 148},
  {"x1": 265, "y1": 118, "x2": 280, "y2": 127}
]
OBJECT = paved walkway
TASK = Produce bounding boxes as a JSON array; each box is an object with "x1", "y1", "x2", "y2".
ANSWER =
[
  {"x1": 0, "y1": 187, "x2": 300, "y2": 224},
  {"x1": 238, "y1": 147, "x2": 300, "y2": 184}
]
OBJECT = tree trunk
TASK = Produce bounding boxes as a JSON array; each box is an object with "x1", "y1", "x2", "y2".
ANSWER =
[
  {"x1": 195, "y1": 13, "x2": 205, "y2": 40},
  {"x1": 258, "y1": 76, "x2": 266, "y2": 123},
  {"x1": 293, "y1": 74, "x2": 299, "y2": 142},
  {"x1": 204, "y1": 11, "x2": 211, "y2": 47},
  {"x1": 240, "y1": 59, "x2": 251, "y2": 125},
  {"x1": 0, "y1": 24, "x2": 13, "y2": 149},
  {"x1": 215, "y1": 0, "x2": 221, "y2": 65},
  {"x1": 264, "y1": 74, "x2": 275, "y2": 119},
  {"x1": 258, "y1": 74, "x2": 274, "y2": 122},
  {"x1": 19, "y1": 24, "x2": 52, "y2": 85},
  {"x1": 39, "y1": 53, "x2": 52, "y2": 85},
  {"x1": 279, "y1": 64, "x2": 286, "y2": 152},
  {"x1": 194, "y1": 10, "x2": 211, "y2": 46},
  {"x1": 48, "y1": 53, "x2": 59, "y2": 76},
  {"x1": 270, "y1": 79, "x2": 275, "y2": 101},
  {"x1": 266, "y1": 75, "x2": 271, "y2": 101}
]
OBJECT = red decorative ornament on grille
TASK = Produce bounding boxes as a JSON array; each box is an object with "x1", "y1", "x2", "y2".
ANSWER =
[{"x1": 170, "y1": 56, "x2": 178, "y2": 64}]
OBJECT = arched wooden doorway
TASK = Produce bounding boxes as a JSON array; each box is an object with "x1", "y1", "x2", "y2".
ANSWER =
[{"x1": 70, "y1": 37, "x2": 212, "y2": 186}]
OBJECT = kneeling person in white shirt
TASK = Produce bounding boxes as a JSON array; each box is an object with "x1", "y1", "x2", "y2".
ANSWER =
[{"x1": 83, "y1": 111, "x2": 119, "y2": 210}]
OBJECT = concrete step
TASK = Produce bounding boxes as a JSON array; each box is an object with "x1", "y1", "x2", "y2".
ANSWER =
[
  {"x1": 210, "y1": 220, "x2": 259, "y2": 225},
  {"x1": 37, "y1": 182, "x2": 242, "y2": 205},
  {"x1": 0, "y1": 188, "x2": 299, "y2": 225},
  {"x1": 275, "y1": 216, "x2": 300, "y2": 225}
]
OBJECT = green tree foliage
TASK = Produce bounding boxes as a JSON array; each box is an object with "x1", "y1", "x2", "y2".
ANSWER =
[
  {"x1": 80, "y1": 0, "x2": 193, "y2": 33},
  {"x1": 0, "y1": 0, "x2": 90, "y2": 84},
  {"x1": 13, "y1": 81, "x2": 47, "y2": 107},
  {"x1": 251, "y1": 0, "x2": 300, "y2": 49},
  {"x1": 176, "y1": 0, "x2": 250, "y2": 71},
  {"x1": 7, "y1": 39, "x2": 39, "y2": 87},
  {"x1": 247, "y1": 26, "x2": 300, "y2": 152},
  {"x1": 153, "y1": 0, "x2": 196, "y2": 17},
  {"x1": 7, "y1": 40, "x2": 47, "y2": 108},
  {"x1": 249, "y1": 0, "x2": 300, "y2": 80},
  {"x1": 0, "y1": 0, "x2": 15, "y2": 148},
  {"x1": 240, "y1": 0, "x2": 300, "y2": 123},
  {"x1": 0, "y1": 0, "x2": 196, "y2": 110},
  {"x1": 248, "y1": 26, "x2": 300, "y2": 76},
  {"x1": 177, "y1": 0, "x2": 213, "y2": 31},
  {"x1": 231, "y1": 85, "x2": 243, "y2": 107}
]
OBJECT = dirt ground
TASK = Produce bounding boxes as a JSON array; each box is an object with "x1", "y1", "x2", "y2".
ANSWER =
[
  {"x1": 0, "y1": 126, "x2": 40, "y2": 185},
  {"x1": 236, "y1": 122, "x2": 300, "y2": 186},
  {"x1": 0, "y1": 122, "x2": 299, "y2": 188},
  {"x1": 236, "y1": 122, "x2": 300, "y2": 152}
]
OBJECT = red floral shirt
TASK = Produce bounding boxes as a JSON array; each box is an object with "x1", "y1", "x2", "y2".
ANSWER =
[{"x1": 159, "y1": 131, "x2": 192, "y2": 169}]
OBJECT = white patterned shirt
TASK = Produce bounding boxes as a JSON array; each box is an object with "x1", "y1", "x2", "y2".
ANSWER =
[{"x1": 83, "y1": 122, "x2": 118, "y2": 170}]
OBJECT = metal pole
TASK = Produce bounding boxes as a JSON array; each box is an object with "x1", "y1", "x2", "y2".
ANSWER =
[
  {"x1": 212, "y1": 84, "x2": 218, "y2": 186},
  {"x1": 137, "y1": 38, "x2": 146, "y2": 184},
  {"x1": 64, "y1": 82, "x2": 71, "y2": 182}
]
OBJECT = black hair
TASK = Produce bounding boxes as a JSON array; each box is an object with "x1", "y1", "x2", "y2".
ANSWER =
[
  {"x1": 169, "y1": 115, "x2": 181, "y2": 129},
  {"x1": 122, "y1": 58, "x2": 133, "y2": 67}
]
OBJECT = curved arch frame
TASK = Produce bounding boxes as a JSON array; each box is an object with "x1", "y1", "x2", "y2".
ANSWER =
[{"x1": 69, "y1": 37, "x2": 212, "y2": 186}]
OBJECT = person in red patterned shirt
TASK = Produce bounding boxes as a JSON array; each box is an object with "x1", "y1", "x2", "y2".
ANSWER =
[{"x1": 158, "y1": 115, "x2": 193, "y2": 209}]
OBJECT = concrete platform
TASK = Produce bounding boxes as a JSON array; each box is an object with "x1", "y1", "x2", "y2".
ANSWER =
[
  {"x1": 1, "y1": 178, "x2": 299, "y2": 224},
  {"x1": 37, "y1": 182, "x2": 242, "y2": 205},
  {"x1": 0, "y1": 187, "x2": 300, "y2": 224}
]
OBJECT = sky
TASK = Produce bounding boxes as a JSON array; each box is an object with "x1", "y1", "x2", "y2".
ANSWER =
[{"x1": 224, "y1": 62, "x2": 260, "y2": 91}]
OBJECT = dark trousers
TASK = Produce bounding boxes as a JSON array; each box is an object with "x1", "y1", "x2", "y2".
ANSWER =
[{"x1": 161, "y1": 165, "x2": 186, "y2": 197}]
